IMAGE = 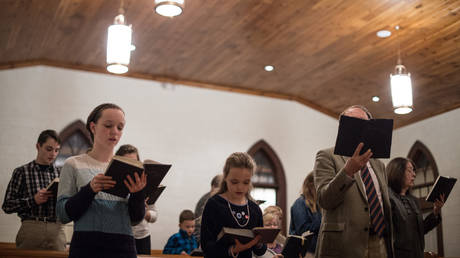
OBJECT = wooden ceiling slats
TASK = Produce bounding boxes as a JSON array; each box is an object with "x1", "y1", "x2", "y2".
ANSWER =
[{"x1": 0, "y1": 0, "x2": 459, "y2": 128}]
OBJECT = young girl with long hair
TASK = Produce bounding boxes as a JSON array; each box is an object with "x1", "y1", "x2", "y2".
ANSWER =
[
  {"x1": 201, "y1": 152, "x2": 267, "y2": 258},
  {"x1": 57, "y1": 103, "x2": 147, "y2": 258},
  {"x1": 289, "y1": 171, "x2": 322, "y2": 258}
]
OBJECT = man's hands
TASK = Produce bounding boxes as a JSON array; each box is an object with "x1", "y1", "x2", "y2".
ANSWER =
[
  {"x1": 344, "y1": 143, "x2": 372, "y2": 177},
  {"x1": 34, "y1": 188, "x2": 53, "y2": 205}
]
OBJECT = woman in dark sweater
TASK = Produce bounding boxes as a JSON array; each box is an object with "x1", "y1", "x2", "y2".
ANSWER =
[
  {"x1": 201, "y1": 152, "x2": 267, "y2": 258},
  {"x1": 387, "y1": 157, "x2": 444, "y2": 258}
]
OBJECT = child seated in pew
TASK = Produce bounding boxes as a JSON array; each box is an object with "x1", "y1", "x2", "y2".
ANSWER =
[{"x1": 163, "y1": 210, "x2": 198, "y2": 255}]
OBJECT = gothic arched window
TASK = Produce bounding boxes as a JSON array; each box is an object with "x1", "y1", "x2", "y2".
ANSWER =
[
  {"x1": 408, "y1": 140, "x2": 444, "y2": 256},
  {"x1": 55, "y1": 120, "x2": 92, "y2": 167},
  {"x1": 248, "y1": 140, "x2": 287, "y2": 234}
]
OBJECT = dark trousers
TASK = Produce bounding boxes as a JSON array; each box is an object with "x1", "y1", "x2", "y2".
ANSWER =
[{"x1": 135, "y1": 235, "x2": 151, "y2": 255}]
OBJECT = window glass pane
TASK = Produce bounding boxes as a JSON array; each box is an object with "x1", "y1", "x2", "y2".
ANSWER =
[
  {"x1": 55, "y1": 132, "x2": 91, "y2": 167},
  {"x1": 251, "y1": 187, "x2": 276, "y2": 211},
  {"x1": 426, "y1": 166, "x2": 434, "y2": 183},
  {"x1": 414, "y1": 188, "x2": 421, "y2": 198},
  {"x1": 252, "y1": 151, "x2": 276, "y2": 186},
  {"x1": 414, "y1": 170, "x2": 424, "y2": 186},
  {"x1": 424, "y1": 186, "x2": 430, "y2": 197}
]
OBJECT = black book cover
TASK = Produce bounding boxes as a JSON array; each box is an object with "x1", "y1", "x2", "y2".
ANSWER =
[
  {"x1": 102, "y1": 157, "x2": 171, "y2": 198},
  {"x1": 46, "y1": 178, "x2": 59, "y2": 196},
  {"x1": 252, "y1": 227, "x2": 280, "y2": 244},
  {"x1": 282, "y1": 233, "x2": 313, "y2": 258},
  {"x1": 190, "y1": 247, "x2": 203, "y2": 256},
  {"x1": 146, "y1": 185, "x2": 166, "y2": 205},
  {"x1": 217, "y1": 227, "x2": 280, "y2": 245},
  {"x1": 217, "y1": 227, "x2": 254, "y2": 245},
  {"x1": 426, "y1": 176, "x2": 457, "y2": 202},
  {"x1": 334, "y1": 115, "x2": 393, "y2": 158},
  {"x1": 102, "y1": 156, "x2": 144, "y2": 198},
  {"x1": 143, "y1": 161, "x2": 171, "y2": 192}
]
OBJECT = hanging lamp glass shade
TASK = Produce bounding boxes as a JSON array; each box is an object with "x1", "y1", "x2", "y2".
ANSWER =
[
  {"x1": 154, "y1": 0, "x2": 184, "y2": 17},
  {"x1": 390, "y1": 64, "x2": 413, "y2": 114},
  {"x1": 107, "y1": 14, "x2": 132, "y2": 74}
]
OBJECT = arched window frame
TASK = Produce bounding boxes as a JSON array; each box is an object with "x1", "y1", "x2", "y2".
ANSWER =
[
  {"x1": 55, "y1": 120, "x2": 92, "y2": 168},
  {"x1": 408, "y1": 140, "x2": 444, "y2": 256},
  {"x1": 248, "y1": 140, "x2": 287, "y2": 235},
  {"x1": 59, "y1": 120, "x2": 92, "y2": 144}
]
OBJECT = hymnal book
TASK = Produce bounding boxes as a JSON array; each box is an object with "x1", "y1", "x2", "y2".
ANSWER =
[
  {"x1": 46, "y1": 178, "x2": 59, "y2": 196},
  {"x1": 102, "y1": 156, "x2": 171, "y2": 198},
  {"x1": 142, "y1": 159, "x2": 171, "y2": 193},
  {"x1": 281, "y1": 231, "x2": 314, "y2": 258},
  {"x1": 334, "y1": 115, "x2": 393, "y2": 158},
  {"x1": 190, "y1": 247, "x2": 203, "y2": 256},
  {"x1": 217, "y1": 227, "x2": 280, "y2": 245},
  {"x1": 146, "y1": 185, "x2": 166, "y2": 205},
  {"x1": 426, "y1": 176, "x2": 457, "y2": 203}
]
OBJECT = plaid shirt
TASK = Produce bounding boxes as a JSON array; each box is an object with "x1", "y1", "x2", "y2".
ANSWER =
[
  {"x1": 2, "y1": 160, "x2": 60, "y2": 220},
  {"x1": 163, "y1": 229, "x2": 198, "y2": 255}
]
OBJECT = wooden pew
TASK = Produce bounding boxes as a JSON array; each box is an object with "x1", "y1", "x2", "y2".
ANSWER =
[{"x1": 0, "y1": 242, "x2": 201, "y2": 258}]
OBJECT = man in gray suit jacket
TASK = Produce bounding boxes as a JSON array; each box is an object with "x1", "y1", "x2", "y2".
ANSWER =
[{"x1": 314, "y1": 105, "x2": 393, "y2": 258}]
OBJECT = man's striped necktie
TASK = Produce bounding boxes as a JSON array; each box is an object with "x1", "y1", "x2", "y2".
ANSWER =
[{"x1": 361, "y1": 166, "x2": 386, "y2": 237}]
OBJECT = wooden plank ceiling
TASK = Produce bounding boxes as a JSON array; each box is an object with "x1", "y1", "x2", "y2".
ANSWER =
[{"x1": 1, "y1": 0, "x2": 459, "y2": 128}]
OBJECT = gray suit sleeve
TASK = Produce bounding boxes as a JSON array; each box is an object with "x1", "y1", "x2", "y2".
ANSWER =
[{"x1": 314, "y1": 149, "x2": 355, "y2": 210}]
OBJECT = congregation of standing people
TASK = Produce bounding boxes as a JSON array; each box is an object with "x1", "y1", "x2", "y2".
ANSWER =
[{"x1": 2, "y1": 103, "x2": 446, "y2": 258}]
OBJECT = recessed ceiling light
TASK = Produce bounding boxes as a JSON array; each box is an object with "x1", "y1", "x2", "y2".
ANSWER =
[
  {"x1": 376, "y1": 30, "x2": 391, "y2": 38},
  {"x1": 264, "y1": 65, "x2": 274, "y2": 72},
  {"x1": 372, "y1": 96, "x2": 380, "y2": 102}
]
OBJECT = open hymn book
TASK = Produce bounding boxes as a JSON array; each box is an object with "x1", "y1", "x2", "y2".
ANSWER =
[
  {"x1": 426, "y1": 176, "x2": 457, "y2": 203},
  {"x1": 45, "y1": 178, "x2": 59, "y2": 196},
  {"x1": 281, "y1": 231, "x2": 314, "y2": 258},
  {"x1": 102, "y1": 155, "x2": 171, "y2": 198},
  {"x1": 217, "y1": 227, "x2": 280, "y2": 245}
]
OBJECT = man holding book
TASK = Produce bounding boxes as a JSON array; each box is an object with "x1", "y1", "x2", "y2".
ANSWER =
[
  {"x1": 2, "y1": 129, "x2": 66, "y2": 250},
  {"x1": 313, "y1": 105, "x2": 393, "y2": 258}
]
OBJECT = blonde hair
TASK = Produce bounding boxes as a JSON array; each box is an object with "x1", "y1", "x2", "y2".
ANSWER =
[
  {"x1": 216, "y1": 152, "x2": 256, "y2": 198},
  {"x1": 302, "y1": 172, "x2": 317, "y2": 213},
  {"x1": 263, "y1": 205, "x2": 283, "y2": 221},
  {"x1": 263, "y1": 212, "x2": 280, "y2": 227}
]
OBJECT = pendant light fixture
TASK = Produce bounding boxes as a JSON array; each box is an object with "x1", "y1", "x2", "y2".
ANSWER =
[
  {"x1": 390, "y1": 25, "x2": 413, "y2": 114},
  {"x1": 107, "y1": 0, "x2": 132, "y2": 74},
  {"x1": 154, "y1": 0, "x2": 184, "y2": 17}
]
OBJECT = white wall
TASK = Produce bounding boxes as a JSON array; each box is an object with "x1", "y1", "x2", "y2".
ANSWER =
[
  {"x1": 391, "y1": 108, "x2": 460, "y2": 256},
  {"x1": 2, "y1": 66, "x2": 458, "y2": 256},
  {"x1": 0, "y1": 66, "x2": 338, "y2": 248}
]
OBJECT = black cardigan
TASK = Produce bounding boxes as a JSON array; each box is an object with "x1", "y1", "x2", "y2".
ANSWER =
[
  {"x1": 389, "y1": 189, "x2": 441, "y2": 258},
  {"x1": 200, "y1": 195, "x2": 267, "y2": 258}
]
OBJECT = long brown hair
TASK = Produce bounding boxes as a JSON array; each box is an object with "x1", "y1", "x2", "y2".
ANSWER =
[
  {"x1": 216, "y1": 152, "x2": 256, "y2": 199},
  {"x1": 302, "y1": 171, "x2": 318, "y2": 213}
]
